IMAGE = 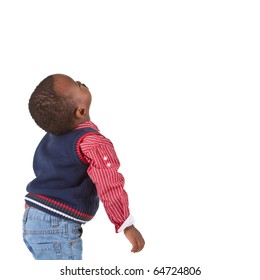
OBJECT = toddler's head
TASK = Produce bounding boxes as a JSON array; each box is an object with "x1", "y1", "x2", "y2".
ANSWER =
[{"x1": 29, "y1": 74, "x2": 92, "y2": 135}]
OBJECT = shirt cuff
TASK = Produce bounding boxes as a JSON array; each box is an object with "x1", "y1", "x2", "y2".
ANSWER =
[{"x1": 117, "y1": 215, "x2": 135, "y2": 233}]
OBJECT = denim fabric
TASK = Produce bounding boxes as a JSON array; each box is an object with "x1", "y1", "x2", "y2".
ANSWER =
[{"x1": 23, "y1": 207, "x2": 83, "y2": 260}]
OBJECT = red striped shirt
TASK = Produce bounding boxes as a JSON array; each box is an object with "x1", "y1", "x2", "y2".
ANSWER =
[{"x1": 75, "y1": 121, "x2": 130, "y2": 232}]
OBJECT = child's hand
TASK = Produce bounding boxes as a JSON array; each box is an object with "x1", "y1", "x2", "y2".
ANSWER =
[{"x1": 124, "y1": 225, "x2": 145, "y2": 253}]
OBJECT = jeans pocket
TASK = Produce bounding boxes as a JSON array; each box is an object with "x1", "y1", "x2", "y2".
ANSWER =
[{"x1": 30, "y1": 241, "x2": 63, "y2": 260}]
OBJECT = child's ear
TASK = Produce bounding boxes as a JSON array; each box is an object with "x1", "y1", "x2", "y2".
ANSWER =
[{"x1": 75, "y1": 107, "x2": 87, "y2": 119}]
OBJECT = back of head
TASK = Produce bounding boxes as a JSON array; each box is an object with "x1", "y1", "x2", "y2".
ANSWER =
[{"x1": 28, "y1": 75, "x2": 76, "y2": 135}]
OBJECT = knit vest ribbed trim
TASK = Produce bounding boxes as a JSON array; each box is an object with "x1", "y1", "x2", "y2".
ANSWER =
[{"x1": 25, "y1": 193, "x2": 93, "y2": 223}]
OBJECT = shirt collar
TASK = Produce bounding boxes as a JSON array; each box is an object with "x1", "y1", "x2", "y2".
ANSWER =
[{"x1": 74, "y1": 121, "x2": 100, "y2": 132}]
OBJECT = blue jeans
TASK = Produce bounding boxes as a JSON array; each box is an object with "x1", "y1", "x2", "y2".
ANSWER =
[{"x1": 23, "y1": 207, "x2": 83, "y2": 260}]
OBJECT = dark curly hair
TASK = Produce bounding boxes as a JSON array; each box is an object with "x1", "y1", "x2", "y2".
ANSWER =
[{"x1": 28, "y1": 75, "x2": 77, "y2": 135}]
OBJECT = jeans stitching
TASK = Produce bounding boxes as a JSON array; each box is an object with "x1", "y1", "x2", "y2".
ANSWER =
[{"x1": 23, "y1": 208, "x2": 83, "y2": 260}]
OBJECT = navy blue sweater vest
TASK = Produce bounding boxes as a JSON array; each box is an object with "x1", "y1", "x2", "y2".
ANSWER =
[{"x1": 25, "y1": 128, "x2": 99, "y2": 223}]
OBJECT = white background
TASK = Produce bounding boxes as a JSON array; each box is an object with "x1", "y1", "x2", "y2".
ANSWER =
[{"x1": 0, "y1": 0, "x2": 259, "y2": 279}]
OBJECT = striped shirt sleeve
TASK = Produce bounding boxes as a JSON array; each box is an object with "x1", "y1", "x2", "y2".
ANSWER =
[{"x1": 79, "y1": 132, "x2": 131, "y2": 232}]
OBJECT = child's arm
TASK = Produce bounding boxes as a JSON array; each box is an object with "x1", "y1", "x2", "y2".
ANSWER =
[
  {"x1": 81, "y1": 132, "x2": 132, "y2": 232},
  {"x1": 124, "y1": 225, "x2": 145, "y2": 253},
  {"x1": 80, "y1": 129, "x2": 145, "y2": 251}
]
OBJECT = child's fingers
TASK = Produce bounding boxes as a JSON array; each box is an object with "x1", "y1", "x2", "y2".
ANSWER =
[
  {"x1": 131, "y1": 243, "x2": 138, "y2": 253},
  {"x1": 131, "y1": 239, "x2": 145, "y2": 253}
]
